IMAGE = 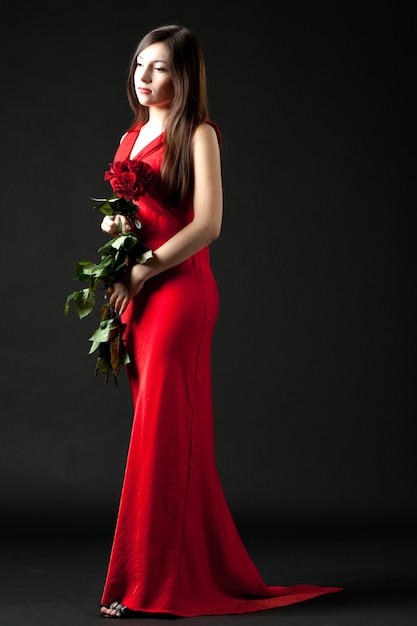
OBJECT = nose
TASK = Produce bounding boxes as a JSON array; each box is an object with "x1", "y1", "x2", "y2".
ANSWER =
[{"x1": 136, "y1": 66, "x2": 151, "y2": 83}]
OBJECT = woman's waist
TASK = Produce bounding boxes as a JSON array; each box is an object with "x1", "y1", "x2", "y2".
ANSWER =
[{"x1": 135, "y1": 197, "x2": 191, "y2": 249}]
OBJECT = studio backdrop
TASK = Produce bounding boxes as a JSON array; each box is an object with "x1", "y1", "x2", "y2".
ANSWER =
[{"x1": 0, "y1": 0, "x2": 415, "y2": 536}]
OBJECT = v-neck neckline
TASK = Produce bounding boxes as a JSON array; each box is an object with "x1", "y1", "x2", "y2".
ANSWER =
[{"x1": 129, "y1": 123, "x2": 165, "y2": 160}]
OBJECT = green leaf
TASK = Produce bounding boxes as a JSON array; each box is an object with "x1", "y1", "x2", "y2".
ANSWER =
[
  {"x1": 65, "y1": 288, "x2": 96, "y2": 319},
  {"x1": 74, "y1": 260, "x2": 100, "y2": 282},
  {"x1": 92, "y1": 194, "x2": 138, "y2": 218},
  {"x1": 74, "y1": 288, "x2": 96, "y2": 318},
  {"x1": 93, "y1": 321, "x2": 130, "y2": 383},
  {"x1": 88, "y1": 318, "x2": 120, "y2": 351},
  {"x1": 110, "y1": 233, "x2": 138, "y2": 251},
  {"x1": 90, "y1": 193, "x2": 119, "y2": 215},
  {"x1": 90, "y1": 257, "x2": 116, "y2": 278},
  {"x1": 64, "y1": 291, "x2": 77, "y2": 316},
  {"x1": 137, "y1": 248, "x2": 153, "y2": 264}
]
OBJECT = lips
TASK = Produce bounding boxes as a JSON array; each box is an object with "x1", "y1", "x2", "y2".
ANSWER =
[{"x1": 138, "y1": 88, "x2": 152, "y2": 94}]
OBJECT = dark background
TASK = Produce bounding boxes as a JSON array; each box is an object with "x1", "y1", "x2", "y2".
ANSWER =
[{"x1": 0, "y1": 0, "x2": 415, "y2": 537}]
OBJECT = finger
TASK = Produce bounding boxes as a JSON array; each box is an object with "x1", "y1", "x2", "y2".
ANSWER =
[
  {"x1": 119, "y1": 299, "x2": 127, "y2": 315},
  {"x1": 110, "y1": 294, "x2": 119, "y2": 309},
  {"x1": 110, "y1": 292, "x2": 123, "y2": 313},
  {"x1": 116, "y1": 218, "x2": 131, "y2": 232},
  {"x1": 114, "y1": 302, "x2": 124, "y2": 316}
]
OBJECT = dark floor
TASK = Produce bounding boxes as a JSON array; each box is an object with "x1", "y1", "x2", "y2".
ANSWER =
[{"x1": 1, "y1": 530, "x2": 416, "y2": 625}]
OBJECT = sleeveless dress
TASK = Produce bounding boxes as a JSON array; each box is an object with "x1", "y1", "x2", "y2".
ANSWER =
[{"x1": 100, "y1": 121, "x2": 343, "y2": 617}]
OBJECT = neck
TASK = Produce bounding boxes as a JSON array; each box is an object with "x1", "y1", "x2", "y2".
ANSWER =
[{"x1": 147, "y1": 107, "x2": 170, "y2": 128}]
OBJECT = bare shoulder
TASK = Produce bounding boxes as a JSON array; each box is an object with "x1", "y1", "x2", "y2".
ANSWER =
[{"x1": 193, "y1": 122, "x2": 220, "y2": 150}]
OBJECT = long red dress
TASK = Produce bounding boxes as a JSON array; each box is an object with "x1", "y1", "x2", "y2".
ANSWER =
[{"x1": 100, "y1": 121, "x2": 343, "y2": 617}]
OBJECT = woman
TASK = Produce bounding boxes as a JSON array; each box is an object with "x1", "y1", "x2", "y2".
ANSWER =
[{"x1": 99, "y1": 24, "x2": 342, "y2": 618}]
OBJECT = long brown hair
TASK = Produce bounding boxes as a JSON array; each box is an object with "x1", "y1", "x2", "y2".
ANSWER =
[{"x1": 126, "y1": 24, "x2": 210, "y2": 207}]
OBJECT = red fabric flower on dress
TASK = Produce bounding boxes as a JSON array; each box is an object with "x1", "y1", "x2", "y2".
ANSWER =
[{"x1": 104, "y1": 160, "x2": 155, "y2": 201}]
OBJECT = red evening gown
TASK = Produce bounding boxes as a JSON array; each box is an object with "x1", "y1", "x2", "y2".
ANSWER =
[{"x1": 100, "y1": 121, "x2": 343, "y2": 617}]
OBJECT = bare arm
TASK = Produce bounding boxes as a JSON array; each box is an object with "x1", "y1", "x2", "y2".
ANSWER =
[{"x1": 106, "y1": 123, "x2": 223, "y2": 314}]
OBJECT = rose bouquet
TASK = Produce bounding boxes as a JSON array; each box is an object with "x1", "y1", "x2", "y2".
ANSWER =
[{"x1": 65, "y1": 160, "x2": 154, "y2": 384}]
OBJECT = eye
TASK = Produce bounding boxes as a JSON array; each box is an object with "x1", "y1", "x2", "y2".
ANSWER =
[{"x1": 154, "y1": 66, "x2": 167, "y2": 72}]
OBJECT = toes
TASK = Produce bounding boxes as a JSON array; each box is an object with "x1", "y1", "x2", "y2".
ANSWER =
[
  {"x1": 100, "y1": 601, "x2": 128, "y2": 618},
  {"x1": 100, "y1": 602, "x2": 117, "y2": 616}
]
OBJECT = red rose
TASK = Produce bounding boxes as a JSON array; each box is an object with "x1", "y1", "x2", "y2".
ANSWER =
[{"x1": 104, "y1": 160, "x2": 155, "y2": 201}]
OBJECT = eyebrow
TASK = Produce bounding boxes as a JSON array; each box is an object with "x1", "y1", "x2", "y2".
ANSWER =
[{"x1": 137, "y1": 55, "x2": 168, "y2": 64}]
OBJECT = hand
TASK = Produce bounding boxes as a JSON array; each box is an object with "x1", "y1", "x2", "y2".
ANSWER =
[
  {"x1": 106, "y1": 270, "x2": 146, "y2": 315},
  {"x1": 106, "y1": 280, "x2": 130, "y2": 316},
  {"x1": 101, "y1": 215, "x2": 133, "y2": 237}
]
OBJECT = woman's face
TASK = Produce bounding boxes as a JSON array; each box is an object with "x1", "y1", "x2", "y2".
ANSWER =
[{"x1": 134, "y1": 42, "x2": 174, "y2": 109}]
